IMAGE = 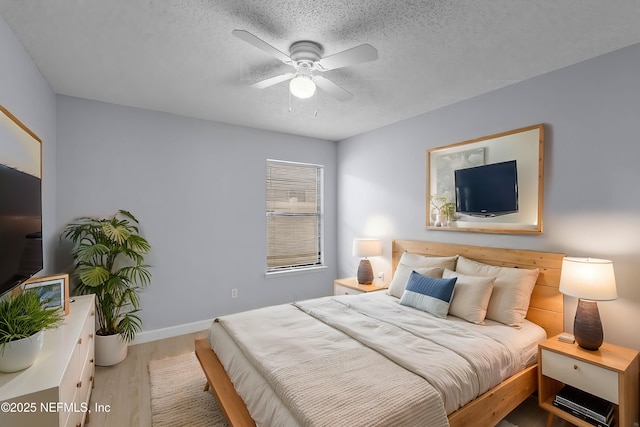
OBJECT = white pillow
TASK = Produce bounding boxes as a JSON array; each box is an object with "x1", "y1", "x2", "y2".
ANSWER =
[
  {"x1": 443, "y1": 269, "x2": 495, "y2": 324},
  {"x1": 455, "y1": 256, "x2": 539, "y2": 327},
  {"x1": 387, "y1": 264, "x2": 444, "y2": 298},
  {"x1": 398, "y1": 252, "x2": 458, "y2": 271}
]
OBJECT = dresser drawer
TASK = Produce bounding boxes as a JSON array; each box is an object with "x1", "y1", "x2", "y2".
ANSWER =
[
  {"x1": 78, "y1": 311, "x2": 94, "y2": 363},
  {"x1": 541, "y1": 348, "x2": 619, "y2": 403},
  {"x1": 334, "y1": 284, "x2": 363, "y2": 295}
]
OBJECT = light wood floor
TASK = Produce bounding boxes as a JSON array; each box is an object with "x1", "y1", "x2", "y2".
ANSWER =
[
  {"x1": 88, "y1": 332, "x2": 570, "y2": 427},
  {"x1": 88, "y1": 330, "x2": 209, "y2": 427}
]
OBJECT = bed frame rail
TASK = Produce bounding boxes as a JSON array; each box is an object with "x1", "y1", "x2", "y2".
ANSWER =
[{"x1": 195, "y1": 338, "x2": 255, "y2": 426}]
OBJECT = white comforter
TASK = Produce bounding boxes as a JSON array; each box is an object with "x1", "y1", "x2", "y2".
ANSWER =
[{"x1": 214, "y1": 292, "x2": 545, "y2": 427}]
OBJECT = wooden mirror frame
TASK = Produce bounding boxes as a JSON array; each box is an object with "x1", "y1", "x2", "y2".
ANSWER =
[{"x1": 426, "y1": 124, "x2": 544, "y2": 234}]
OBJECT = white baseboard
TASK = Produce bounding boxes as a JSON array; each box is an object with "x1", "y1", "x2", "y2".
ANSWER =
[{"x1": 131, "y1": 318, "x2": 214, "y2": 345}]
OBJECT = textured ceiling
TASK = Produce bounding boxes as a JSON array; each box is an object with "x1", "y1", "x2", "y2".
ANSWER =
[{"x1": 2, "y1": 1, "x2": 640, "y2": 141}]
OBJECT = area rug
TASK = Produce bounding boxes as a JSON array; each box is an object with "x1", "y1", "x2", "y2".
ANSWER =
[
  {"x1": 496, "y1": 420, "x2": 518, "y2": 427},
  {"x1": 148, "y1": 352, "x2": 229, "y2": 427}
]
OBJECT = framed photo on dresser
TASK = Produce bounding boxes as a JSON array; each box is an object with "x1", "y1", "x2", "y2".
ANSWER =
[{"x1": 24, "y1": 273, "x2": 70, "y2": 315}]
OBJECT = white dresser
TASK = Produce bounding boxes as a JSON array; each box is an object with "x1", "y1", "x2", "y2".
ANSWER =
[{"x1": 0, "y1": 294, "x2": 96, "y2": 427}]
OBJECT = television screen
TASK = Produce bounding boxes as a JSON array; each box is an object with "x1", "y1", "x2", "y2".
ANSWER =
[
  {"x1": 0, "y1": 163, "x2": 42, "y2": 296},
  {"x1": 454, "y1": 160, "x2": 518, "y2": 217}
]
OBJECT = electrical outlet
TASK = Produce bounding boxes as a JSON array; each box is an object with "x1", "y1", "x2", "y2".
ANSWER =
[
  {"x1": 231, "y1": 288, "x2": 238, "y2": 299},
  {"x1": 378, "y1": 272, "x2": 384, "y2": 281}
]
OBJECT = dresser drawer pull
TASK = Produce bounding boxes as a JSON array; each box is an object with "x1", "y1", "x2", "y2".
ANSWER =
[
  {"x1": 90, "y1": 358, "x2": 94, "y2": 364},
  {"x1": 574, "y1": 364, "x2": 578, "y2": 370},
  {"x1": 89, "y1": 333, "x2": 94, "y2": 339},
  {"x1": 77, "y1": 380, "x2": 82, "y2": 388},
  {"x1": 78, "y1": 338, "x2": 83, "y2": 345}
]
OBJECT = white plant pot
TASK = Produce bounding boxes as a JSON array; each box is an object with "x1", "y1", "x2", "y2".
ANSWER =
[
  {"x1": 95, "y1": 333, "x2": 128, "y2": 366},
  {"x1": 434, "y1": 214, "x2": 448, "y2": 227},
  {"x1": 0, "y1": 330, "x2": 44, "y2": 373}
]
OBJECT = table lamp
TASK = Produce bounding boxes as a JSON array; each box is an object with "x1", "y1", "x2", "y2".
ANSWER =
[
  {"x1": 352, "y1": 239, "x2": 382, "y2": 284},
  {"x1": 559, "y1": 257, "x2": 617, "y2": 351}
]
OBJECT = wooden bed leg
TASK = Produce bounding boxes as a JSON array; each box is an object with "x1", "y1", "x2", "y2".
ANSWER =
[
  {"x1": 204, "y1": 382, "x2": 210, "y2": 392},
  {"x1": 545, "y1": 412, "x2": 555, "y2": 427}
]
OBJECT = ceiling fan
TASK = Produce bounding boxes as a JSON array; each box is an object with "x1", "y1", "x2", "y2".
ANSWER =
[{"x1": 233, "y1": 29, "x2": 378, "y2": 101}]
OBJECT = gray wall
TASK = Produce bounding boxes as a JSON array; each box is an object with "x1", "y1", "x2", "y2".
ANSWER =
[
  {"x1": 337, "y1": 43, "x2": 640, "y2": 350},
  {"x1": 55, "y1": 96, "x2": 338, "y2": 332},
  {"x1": 5, "y1": 8, "x2": 640, "y2": 349},
  {"x1": 0, "y1": 15, "x2": 57, "y2": 275}
]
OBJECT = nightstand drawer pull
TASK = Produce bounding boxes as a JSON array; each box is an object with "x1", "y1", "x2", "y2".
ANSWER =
[
  {"x1": 541, "y1": 349, "x2": 618, "y2": 403},
  {"x1": 333, "y1": 284, "x2": 364, "y2": 296}
]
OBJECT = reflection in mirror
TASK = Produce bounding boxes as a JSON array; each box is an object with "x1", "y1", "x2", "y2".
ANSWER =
[{"x1": 427, "y1": 124, "x2": 544, "y2": 234}]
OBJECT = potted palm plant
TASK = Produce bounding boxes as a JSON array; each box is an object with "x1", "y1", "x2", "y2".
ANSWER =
[
  {"x1": 0, "y1": 291, "x2": 63, "y2": 372},
  {"x1": 62, "y1": 210, "x2": 151, "y2": 366}
]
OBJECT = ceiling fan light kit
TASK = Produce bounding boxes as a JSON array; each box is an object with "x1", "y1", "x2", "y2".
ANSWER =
[
  {"x1": 233, "y1": 29, "x2": 378, "y2": 103},
  {"x1": 289, "y1": 75, "x2": 316, "y2": 99}
]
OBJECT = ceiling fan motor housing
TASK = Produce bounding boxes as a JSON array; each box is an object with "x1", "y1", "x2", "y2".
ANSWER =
[{"x1": 289, "y1": 41, "x2": 323, "y2": 64}]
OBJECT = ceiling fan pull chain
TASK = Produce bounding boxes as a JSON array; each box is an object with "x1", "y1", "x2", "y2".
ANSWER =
[
  {"x1": 314, "y1": 91, "x2": 318, "y2": 117},
  {"x1": 288, "y1": 90, "x2": 292, "y2": 112}
]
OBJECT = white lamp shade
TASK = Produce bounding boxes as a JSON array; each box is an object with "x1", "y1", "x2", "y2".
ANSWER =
[
  {"x1": 352, "y1": 239, "x2": 382, "y2": 258},
  {"x1": 559, "y1": 257, "x2": 617, "y2": 301},
  {"x1": 289, "y1": 76, "x2": 316, "y2": 99}
]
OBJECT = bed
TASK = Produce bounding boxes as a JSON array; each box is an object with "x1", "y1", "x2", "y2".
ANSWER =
[{"x1": 196, "y1": 240, "x2": 565, "y2": 426}]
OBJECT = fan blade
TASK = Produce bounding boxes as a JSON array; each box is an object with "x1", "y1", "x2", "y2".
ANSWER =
[
  {"x1": 313, "y1": 75, "x2": 353, "y2": 101},
  {"x1": 317, "y1": 44, "x2": 378, "y2": 71},
  {"x1": 232, "y1": 29, "x2": 291, "y2": 63},
  {"x1": 250, "y1": 72, "x2": 296, "y2": 89}
]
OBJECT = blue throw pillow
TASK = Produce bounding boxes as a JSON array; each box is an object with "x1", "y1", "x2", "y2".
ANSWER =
[{"x1": 399, "y1": 271, "x2": 457, "y2": 318}]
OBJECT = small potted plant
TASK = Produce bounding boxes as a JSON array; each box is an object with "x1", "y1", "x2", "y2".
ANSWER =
[
  {"x1": 0, "y1": 291, "x2": 63, "y2": 372},
  {"x1": 430, "y1": 195, "x2": 450, "y2": 227},
  {"x1": 442, "y1": 202, "x2": 456, "y2": 224},
  {"x1": 61, "y1": 210, "x2": 151, "y2": 366}
]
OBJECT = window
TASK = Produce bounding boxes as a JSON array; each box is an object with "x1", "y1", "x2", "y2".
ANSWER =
[{"x1": 266, "y1": 160, "x2": 324, "y2": 273}]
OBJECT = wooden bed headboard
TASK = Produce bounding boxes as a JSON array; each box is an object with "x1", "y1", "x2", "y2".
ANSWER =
[{"x1": 392, "y1": 240, "x2": 565, "y2": 338}]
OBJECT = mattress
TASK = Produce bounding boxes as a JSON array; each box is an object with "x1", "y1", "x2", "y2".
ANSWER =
[{"x1": 209, "y1": 291, "x2": 546, "y2": 427}]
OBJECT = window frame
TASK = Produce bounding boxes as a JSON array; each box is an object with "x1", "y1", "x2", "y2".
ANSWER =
[{"x1": 265, "y1": 159, "x2": 325, "y2": 275}]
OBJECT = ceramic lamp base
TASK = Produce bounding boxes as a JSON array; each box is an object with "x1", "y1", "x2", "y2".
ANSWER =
[
  {"x1": 357, "y1": 259, "x2": 373, "y2": 284},
  {"x1": 574, "y1": 299, "x2": 603, "y2": 351}
]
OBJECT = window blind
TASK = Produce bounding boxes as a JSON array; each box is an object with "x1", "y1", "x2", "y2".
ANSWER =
[{"x1": 266, "y1": 160, "x2": 323, "y2": 271}]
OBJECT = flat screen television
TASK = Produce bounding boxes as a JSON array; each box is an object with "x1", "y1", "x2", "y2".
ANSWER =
[
  {"x1": 0, "y1": 162, "x2": 42, "y2": 297},
  {"x1": 454, "y1": 160, "x2": 518, "y2": 217}
]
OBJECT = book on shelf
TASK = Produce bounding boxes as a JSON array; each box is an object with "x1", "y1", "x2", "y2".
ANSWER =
[
  {"x1": 552, "y1": 400, "x2": 615, "y2": 427},
  {"x1": 553, "y1": 385, "x2": 614, "y2": 427}
]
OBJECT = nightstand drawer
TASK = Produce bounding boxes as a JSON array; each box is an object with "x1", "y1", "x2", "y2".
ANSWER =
[
  {"x1": 334, "y1": 284, "x2": 363, "y2": 295},
  {"x1": 541, "y1": 348, "x2": 619, "y2": 404}
]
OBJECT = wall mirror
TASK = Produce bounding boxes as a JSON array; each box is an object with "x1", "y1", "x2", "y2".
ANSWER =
[{"x1": 426, "y1": 124, "x2": 544, "y2": 234}]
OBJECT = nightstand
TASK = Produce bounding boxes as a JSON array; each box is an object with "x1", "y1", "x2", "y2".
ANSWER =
[
  {"x1": 333, "y1": 277, "x2": 386, "y2": 296},
  {"x1": 538, "y1": 336, "x2": 639, "y2": 427}
]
